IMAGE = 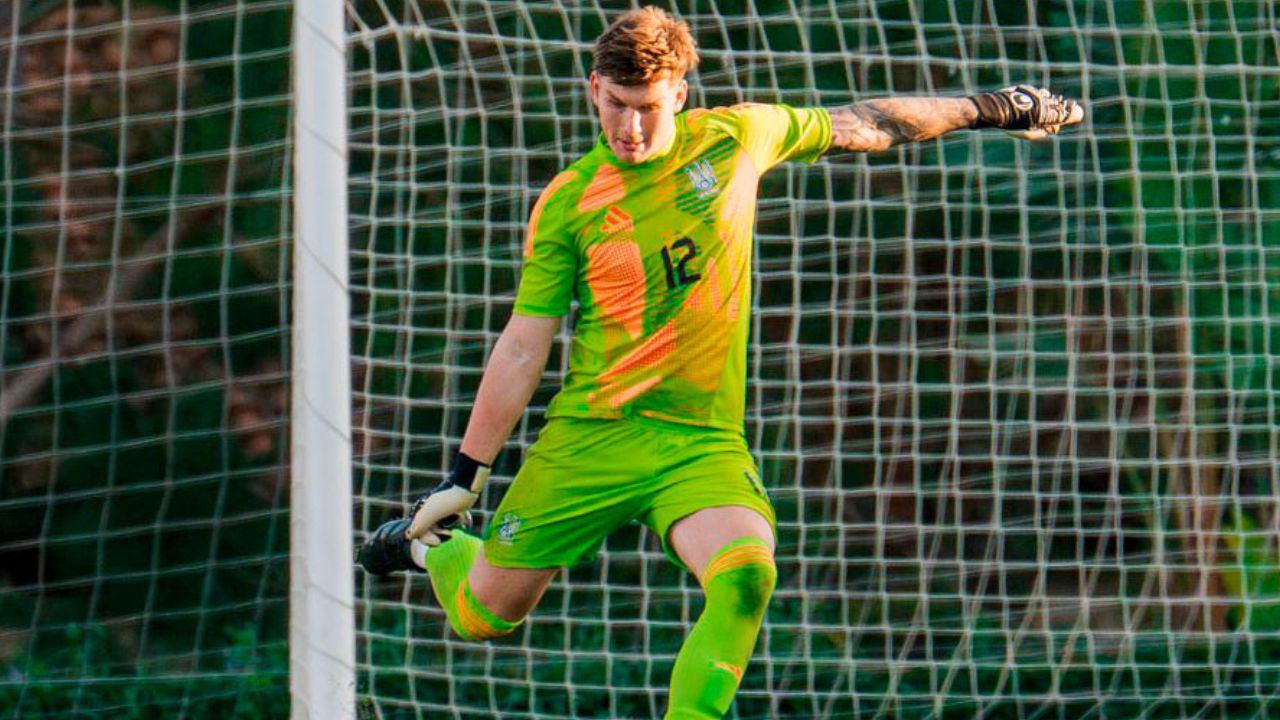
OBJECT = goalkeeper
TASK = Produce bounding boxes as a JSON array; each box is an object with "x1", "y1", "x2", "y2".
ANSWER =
[{"x1": 359, "y1": 6, "x2": 1082, "y2": 718}]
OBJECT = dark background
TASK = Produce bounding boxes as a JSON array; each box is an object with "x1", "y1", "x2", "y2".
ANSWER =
[{"x1": 2, "y1": 0, "x2": 1277, "y2": 718}]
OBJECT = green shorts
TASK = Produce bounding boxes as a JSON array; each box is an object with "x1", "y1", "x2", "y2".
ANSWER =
[{"x1": 482, "y1": 416, "x2": 775, "y2": 571}]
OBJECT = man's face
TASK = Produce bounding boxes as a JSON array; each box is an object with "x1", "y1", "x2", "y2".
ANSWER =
[{"x1": 589, "y1": 71, "x2": 688, "y2": 164}]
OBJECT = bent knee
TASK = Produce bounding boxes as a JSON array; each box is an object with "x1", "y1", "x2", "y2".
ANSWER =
[
  {"x1": 702, "y1": 540, "x2": 777, "y2": 615},
  {"x1": 451, "y1": 579, "x2": 524, "y2": 642},
  {"x1": 723, "y1": 561, "x2": 777, "y2": 615}
]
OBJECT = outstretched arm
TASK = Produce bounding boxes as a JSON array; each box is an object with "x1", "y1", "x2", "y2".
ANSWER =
[
  {"x1": 828, "y1": 85, "x2": 1083, "y2": 153},
  {"x1": 829, "y1": 97, "x2": 977, "y2": 153}
]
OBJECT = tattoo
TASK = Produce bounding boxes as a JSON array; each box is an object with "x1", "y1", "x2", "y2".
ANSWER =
[
  {"x1": 827, "y1": 97, "x2": 977, "y2": 153},
  {"x1": 851, "y1": 105, "x2": 926, "y2": 147}
]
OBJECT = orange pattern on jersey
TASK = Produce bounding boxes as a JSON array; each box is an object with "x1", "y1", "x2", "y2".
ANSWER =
[
  {"x1": 682, "y1": 105, "x2": 759, "y2": 135},
  {"x1": 604, "y1": 375, "x2": 662, "y2": 409},
  {"x1": 586, "y1": 239, "x2": 646, "y2": 339},
  {"x1": 719, "y1": 149, "x2": 759, "y2": 323},
  {"x1": 599, "y1": 205, "x2": 633, "y2": 235},
  {"x1": 680, "y1": 258, "x2": 723, "y2": 316},
  {"x1": 683, "y1": 108, "x2": 711, "y2": 125},
  {"x1": 726, "y1": 267, "x2": 744, "y2": 323},
  {"x1": 524, "y1": 170, "x2": 577, "y2": 257},
  {"x1": 675, "y1": 258, "x2": 732, "y2": 392},
  {"x1": 705, "y1": 260, "x2": 724, "y2": 311},
  {"x1": 680, "y1": 305, "x2": 731, "y2": 392},
  {"x1": 598, "y1": 319, "x2": 676, "y2": 384},
  {"x1": 719, "y1": 149, "x2": 758, "y2": 259},
  {"x1": 588, "y1": 321, "x2": 675, "y2": 409},
  {"x1": 578, "y1": 163, "x2": 626, "y2": 213},
  {"x1": 682, "y1": 269, "x2": 709, "y2": 313},
  {"x1": 682, "y1": 106, "x2": 740, "y2": 130}
]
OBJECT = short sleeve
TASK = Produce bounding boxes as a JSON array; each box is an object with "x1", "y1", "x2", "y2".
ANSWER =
[
  {"x1": 727, "y1": 103, "x2": 832, "y2": 172},
  {"x1": 513, "y1": 171, "x2": 578, "y2": 317}
]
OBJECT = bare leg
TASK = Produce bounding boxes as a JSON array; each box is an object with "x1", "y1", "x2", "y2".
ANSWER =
[
  {"x1": 668, "y1": 505, "x2": 774, "y2": 577},
  {"x1": 419, "y1": 532, "x2": 554, "y2": 640},
  {"x1": 467, "y1": 551, "x2": 557, "y2": 622}
]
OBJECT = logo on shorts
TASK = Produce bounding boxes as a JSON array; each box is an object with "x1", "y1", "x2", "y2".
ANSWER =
[
  {"x1": 744, "y1": 470, "x2": 767, "y2": 498},
  {"x1": 496, "y1": 512, "x2": 522, "y2": 545}
]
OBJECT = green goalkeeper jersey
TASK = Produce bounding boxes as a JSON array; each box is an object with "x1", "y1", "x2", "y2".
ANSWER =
[{"x1": 514, "y1": 103, "x2": 831, "y2": 431}]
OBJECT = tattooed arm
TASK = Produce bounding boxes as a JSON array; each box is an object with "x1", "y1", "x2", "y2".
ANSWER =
[
  {"x1": 828, "y1": 97, "x2": 977, "y2": 153},
  {"x1": 828, "y1": 87, "x2": 1084, "y2": 153}
]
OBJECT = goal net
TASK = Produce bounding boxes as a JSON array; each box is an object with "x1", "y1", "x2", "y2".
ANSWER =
[
  {"x1": 350, "y1": 1, "x2": 1278, "y2": 718},
  {"x1": 1, "y1": 0, "x2": 1275, "y2": 718},
  {"x1": 0, "y1": 1, "x2": 294, "y2": 716}
]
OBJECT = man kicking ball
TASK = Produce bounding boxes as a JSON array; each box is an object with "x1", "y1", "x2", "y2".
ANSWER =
[{"x1": 359, "y1": 6, "x2": 1082, "y2": 718}]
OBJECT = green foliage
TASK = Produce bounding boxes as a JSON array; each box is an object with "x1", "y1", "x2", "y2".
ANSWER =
[
  {"x1": 0, "y1": 622, "x2": 288, "y2": 718},
  {"x1": 2, "y1": 0, "x2": 1277, "y2": 716},
  {"x1": 1220, "y1": 511, "x2": 1280, "y2": 633},
  {"x1": 348, "y1": 0, "x2": 1279, "y2": 715},
  {"x1": 0, "y1": 0, "x2": 294, "y2": 714}
]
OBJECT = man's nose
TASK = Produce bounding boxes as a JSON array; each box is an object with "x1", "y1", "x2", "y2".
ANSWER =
[{"x1": 624, "y1": 109, "x2": 642, "y2": 138}]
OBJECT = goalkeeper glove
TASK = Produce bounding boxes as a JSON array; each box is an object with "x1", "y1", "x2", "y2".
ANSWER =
[
  {"x1": 969, "y1": 84, "x2": 1083, "y2": 140},
  {"x1": 406, "y1": 451, "x2": 491, "y2": 546}
]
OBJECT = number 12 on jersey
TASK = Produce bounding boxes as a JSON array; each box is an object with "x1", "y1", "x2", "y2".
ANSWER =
[{"x1": 660, "y1": 237, "x2": 701, "y2": 290}]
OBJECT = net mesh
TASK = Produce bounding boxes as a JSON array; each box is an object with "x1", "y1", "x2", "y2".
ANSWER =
[
  {"x1": 351, "y1": 2, "x2": 1279, "y2": 718},
  {"x1": 3, "y1": 0, "x2": 1277, "y2": 718},
  {"x1": 0, "y1": 1, "x2": 293, "y2": 716}
]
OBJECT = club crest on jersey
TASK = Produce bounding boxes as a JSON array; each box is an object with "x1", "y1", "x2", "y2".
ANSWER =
[{"x1": 684, "y1": 159, "x2": 719, "y2": 199}]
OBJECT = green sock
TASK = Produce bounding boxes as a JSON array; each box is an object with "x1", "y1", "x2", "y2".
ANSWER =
[
  {"x1": 423, "y1": 531, "x2": 481, "y2": 638},
  {"x1": 454, "y1": 577, "x2": 520, "y2": 641},
  {"x1": 665, "y1": 538, "x2": 777, "y2": 719},
  {"x1": 423, "y1": 531, "x2": 519, "y2": 641}
]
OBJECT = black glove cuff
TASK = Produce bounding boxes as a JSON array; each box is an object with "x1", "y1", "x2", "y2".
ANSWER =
[
  {"x1": 450, "y1": 451, "x2": 490, "y2": 490},
  {"x1": 968, "y1": 94, "x2": 1007, "y2": 129}
]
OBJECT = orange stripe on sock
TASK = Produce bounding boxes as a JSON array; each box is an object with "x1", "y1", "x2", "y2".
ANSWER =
[
  {"x1": 456, "y1": 583, "x2": 510, "y2": 641},
  {"x1": 453, "y1": 583, "x2": 483, "y2": 640},
  {"x1": 705, "y1": 553, "x2": 772, "y2": 581},
  {"x1": 455, "y1": 583, "x2": 501, "y2": 641},
  {"x1": 451, "y1": 584, "x2": 478, "y2": 640},
  {"x1": 701, "y1": 546, "x2": 774, "y2": 586},
  {"x1": 706, "y1": 545, "x2": 772, "y2": 569},
  {"x1": 704, "y1": 547, "x2": 773, "y2": 576},
  {"x1": 714, "y1": 660, "x2": 744, "y2": 682},
  {"x1": 459, "y1": 610, "x2": 497, "y2": 641}
]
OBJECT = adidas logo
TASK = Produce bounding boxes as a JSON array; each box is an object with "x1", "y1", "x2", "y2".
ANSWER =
[{"x1": 600, "y1": 205, "x2": 633, "y2": 234}]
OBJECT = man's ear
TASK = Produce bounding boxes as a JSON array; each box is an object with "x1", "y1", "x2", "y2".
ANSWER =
[
  {"x1": 674, "y1": 77, "x2": 688, "y2": 112},
  {"x1": 588, "y1": 71, "x2": 601, "y2": 109}
]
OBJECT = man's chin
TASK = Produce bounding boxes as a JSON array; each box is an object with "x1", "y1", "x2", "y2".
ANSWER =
[{"x1": 612, "y1": 141, "x2": 648, "y2": 164}]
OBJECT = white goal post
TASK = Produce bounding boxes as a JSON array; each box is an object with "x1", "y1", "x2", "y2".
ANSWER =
[{"x1": 290, "y1": 0, "x2": 354, "y2": 717}]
